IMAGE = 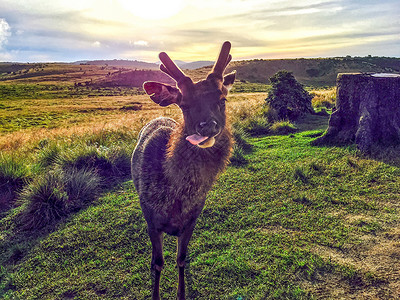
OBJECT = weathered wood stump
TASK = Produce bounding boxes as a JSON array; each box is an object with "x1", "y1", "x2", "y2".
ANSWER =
[{"x1": 313, "y1": 73, "x2": 400, "y2": 151}]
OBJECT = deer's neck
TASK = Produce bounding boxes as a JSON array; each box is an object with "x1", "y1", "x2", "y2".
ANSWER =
[{"x1": 164, "y1": 122, "x2": 232, "y2": 194}]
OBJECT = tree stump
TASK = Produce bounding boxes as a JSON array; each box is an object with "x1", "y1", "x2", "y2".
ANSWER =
[{"x1": 313, "y1": 73, "x2": 400, "y2": 151}]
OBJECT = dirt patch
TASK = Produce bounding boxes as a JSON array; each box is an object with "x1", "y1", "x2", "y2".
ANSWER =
[{"x1": 306, "y1": 227, "x2": 400, "y2": 299}]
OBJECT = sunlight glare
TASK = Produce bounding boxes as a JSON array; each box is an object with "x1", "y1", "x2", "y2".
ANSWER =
[{"x1": 118, "y1": 0, "x2": 184, "y2": 20}]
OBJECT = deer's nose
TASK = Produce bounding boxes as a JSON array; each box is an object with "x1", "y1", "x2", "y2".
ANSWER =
[{"x1": 196, "y1": 120, "x2": 219, "y2": 137}]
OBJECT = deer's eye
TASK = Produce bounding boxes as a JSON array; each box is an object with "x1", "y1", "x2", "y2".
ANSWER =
[{"x1": 219, "y1": 98, "x2": 226, "y2": 107}]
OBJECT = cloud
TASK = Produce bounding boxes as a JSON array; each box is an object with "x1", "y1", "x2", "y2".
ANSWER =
[
  {"x1": 131, "y1": 40, "x2": 149, "y2": 47},
  {"x1": 0, "y1": 0, "x2": 398, "y2": 61},
  {"x1": 0, "y1": 18, "x2": 11, "y2": 48}
]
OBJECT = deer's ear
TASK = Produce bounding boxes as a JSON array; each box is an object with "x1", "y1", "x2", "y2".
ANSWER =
[
  {"x1": 223, "y1": 71, "x2": 236, "y2": 91},
  {"x1": 143, "y1": 81, "x2": 182, "y2": 107}
]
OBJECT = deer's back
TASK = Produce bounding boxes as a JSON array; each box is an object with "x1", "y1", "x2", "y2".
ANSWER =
[{"x1": 131, "y1": 117, "x2": 176, "y2": 197}]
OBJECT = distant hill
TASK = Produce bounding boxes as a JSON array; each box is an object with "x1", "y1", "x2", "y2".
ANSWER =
[
  {"x1": 94, "y1": 69, "x2": 175, "y2": 87},
  {"x1": 225, "y1": 56, "x2": 400, "y2": 86},
  {"x1": 76, "y1": 59, "x2": 215, "y2": 71},
  {"x1": 75, "y1": 59, "x2": 159, "y2": 70},
  {"x1": 179, "y1": 61, "x2": 214, "y2": 69},
  {"x1": 1, "y1": 56, "x2": 399, "y2": 87}
]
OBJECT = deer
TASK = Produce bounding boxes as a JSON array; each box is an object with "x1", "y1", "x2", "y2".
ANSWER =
[{"x1": 131, "y1": 41, "x2": 236, "y2": 300}]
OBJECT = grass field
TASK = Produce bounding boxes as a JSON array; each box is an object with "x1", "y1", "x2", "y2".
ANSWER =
[{"x1": 1, "y1": 81, "x2": 400, "y2": 299}]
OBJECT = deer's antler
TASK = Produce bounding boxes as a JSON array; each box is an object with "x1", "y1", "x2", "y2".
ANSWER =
[
  {"x1": 211, "y1": 41, "x2": 232, "y2": 77},
  {"x1": 159, "y1": 41, "x2": 232, "y2": 87},
  {"x1": 159, "y1": 52, "x2": 193, "y2": 88}
]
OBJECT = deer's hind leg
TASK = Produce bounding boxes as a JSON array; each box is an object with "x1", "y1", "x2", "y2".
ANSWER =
[{"x1": 148, "y1": 228, "x2": 164, "y2": 300}]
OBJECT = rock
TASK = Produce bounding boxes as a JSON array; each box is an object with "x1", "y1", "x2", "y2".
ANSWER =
[{"x1": 313, "y1": 73, "x2": 400, "y2": 151}]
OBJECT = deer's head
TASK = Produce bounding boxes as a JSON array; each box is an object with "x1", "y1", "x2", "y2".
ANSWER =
[{"x1": 143, "y1": 41, "x2": 236, "y2": 148}]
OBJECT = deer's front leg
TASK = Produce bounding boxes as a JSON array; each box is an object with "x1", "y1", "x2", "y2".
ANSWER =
[
  {"x1": 149, "y1": 229, "x2": 164, "y2": 300},
  {"x1": 176, "y1": 220, "x2": 196, "y2": 300}
]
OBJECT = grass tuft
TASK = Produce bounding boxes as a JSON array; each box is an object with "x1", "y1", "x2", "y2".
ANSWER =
[
  {"x1": 0, "y1": 154, "x2": 30, "y2": 213},
  {"x1": 232, "y1": 126, "x2": 252, "y2": 152},
  {"x1": 36, "y1": 143, "x2": 61, "y2": 169},
  {"x1": 0, "y1": 265, "x2": 15, "y2": 299},
  {"x1": 230, "y1": 145, "x2": 248, "y2": 166},
  {"x1": 63, "y1": 167, "x2": 101, "y2": 211},
  {"x1": 54, "y1": 144, "x2": 131, "y2": 178},
  {"x1": 17, "y1": 167, "x2": 100, "y2": 230},
  {"x1": 17, "y1": 171, "x2": 68, "y2": 230},
  {"x1": 270, "y1": 120, "x2": 298, "y2": 135},
  {"x1": 293, "y1": 166, "x2": 309, "y2": 183},
  {"x1": 239, "y1": 116, "x2": 270, "y2": 136}
]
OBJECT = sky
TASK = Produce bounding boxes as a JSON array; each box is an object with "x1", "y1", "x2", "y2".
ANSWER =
[{"x1": 0, "y1": 0, "x2": 399, "y2": 63}]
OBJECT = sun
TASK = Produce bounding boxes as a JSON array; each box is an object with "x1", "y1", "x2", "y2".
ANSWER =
[{"x1": 118, "y1": 0, "x2": 184, "y2": 20}]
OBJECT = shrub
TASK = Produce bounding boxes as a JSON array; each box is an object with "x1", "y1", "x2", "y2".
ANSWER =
[
  {"x1": 266, "y1": 70, "x2": 314, "y2": 120},
  {"x1": 261, "y1": 103, "x2": 279, "y2": 123}
]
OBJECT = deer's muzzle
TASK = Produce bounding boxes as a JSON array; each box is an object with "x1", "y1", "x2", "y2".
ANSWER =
[{"x1": 196, "y1": 120, "x2": 220, "y2": 138}]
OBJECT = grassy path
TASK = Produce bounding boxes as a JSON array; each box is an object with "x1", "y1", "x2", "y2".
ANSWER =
[{"x1": 1, "y1": 116, "x2": 400, "y2": 299}]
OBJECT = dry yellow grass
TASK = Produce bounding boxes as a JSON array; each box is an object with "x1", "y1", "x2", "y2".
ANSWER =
[
  {"x1": 0, "y1": 93, "x2": 267, "y2": 153},
  {"x1": 311, "y1": 87, "x2": 336, "y2": 108}
]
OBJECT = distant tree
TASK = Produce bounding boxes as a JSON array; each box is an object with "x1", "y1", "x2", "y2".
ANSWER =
[{"x1": 266, "y1": 70, "x2": 314, "y2": 120}]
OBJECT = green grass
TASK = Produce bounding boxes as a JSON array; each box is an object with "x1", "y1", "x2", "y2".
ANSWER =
[
  {"x1": 1, "y1": 114, "x2": 399, "y2": 299},
  {"x1": 230, "y1": 82, "x2": 271, "y2": 93},
  {"x1": 0, "y1": 84, "x2": 142, "y2": 100}
]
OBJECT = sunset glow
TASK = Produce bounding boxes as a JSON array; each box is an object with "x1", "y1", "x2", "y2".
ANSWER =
[
  {"x1": 118, "y1": 0, "x2": 184, "y2": 20},
  {"x1": 0, "y1": 0, "x2": 398, "y2": 62}
]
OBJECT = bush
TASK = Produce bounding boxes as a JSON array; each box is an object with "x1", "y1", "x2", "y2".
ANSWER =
[
  {"x1": 266, "y1": 70, "x2": 314, "y2": 120},
  {"x1": 261, "y1": 104, "x2": 279, "y2": 123}
]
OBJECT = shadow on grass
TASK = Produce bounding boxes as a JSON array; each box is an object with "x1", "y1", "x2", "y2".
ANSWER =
[
  {"x1": 357, "y1": 145, "x2": 400, "y2": 168},
  {"x1": 299, "y1": 110, "x2": 400, "y2": 168},
  {"x1": 295, "y1": 113, "x2": 330, "y2": 133}
]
